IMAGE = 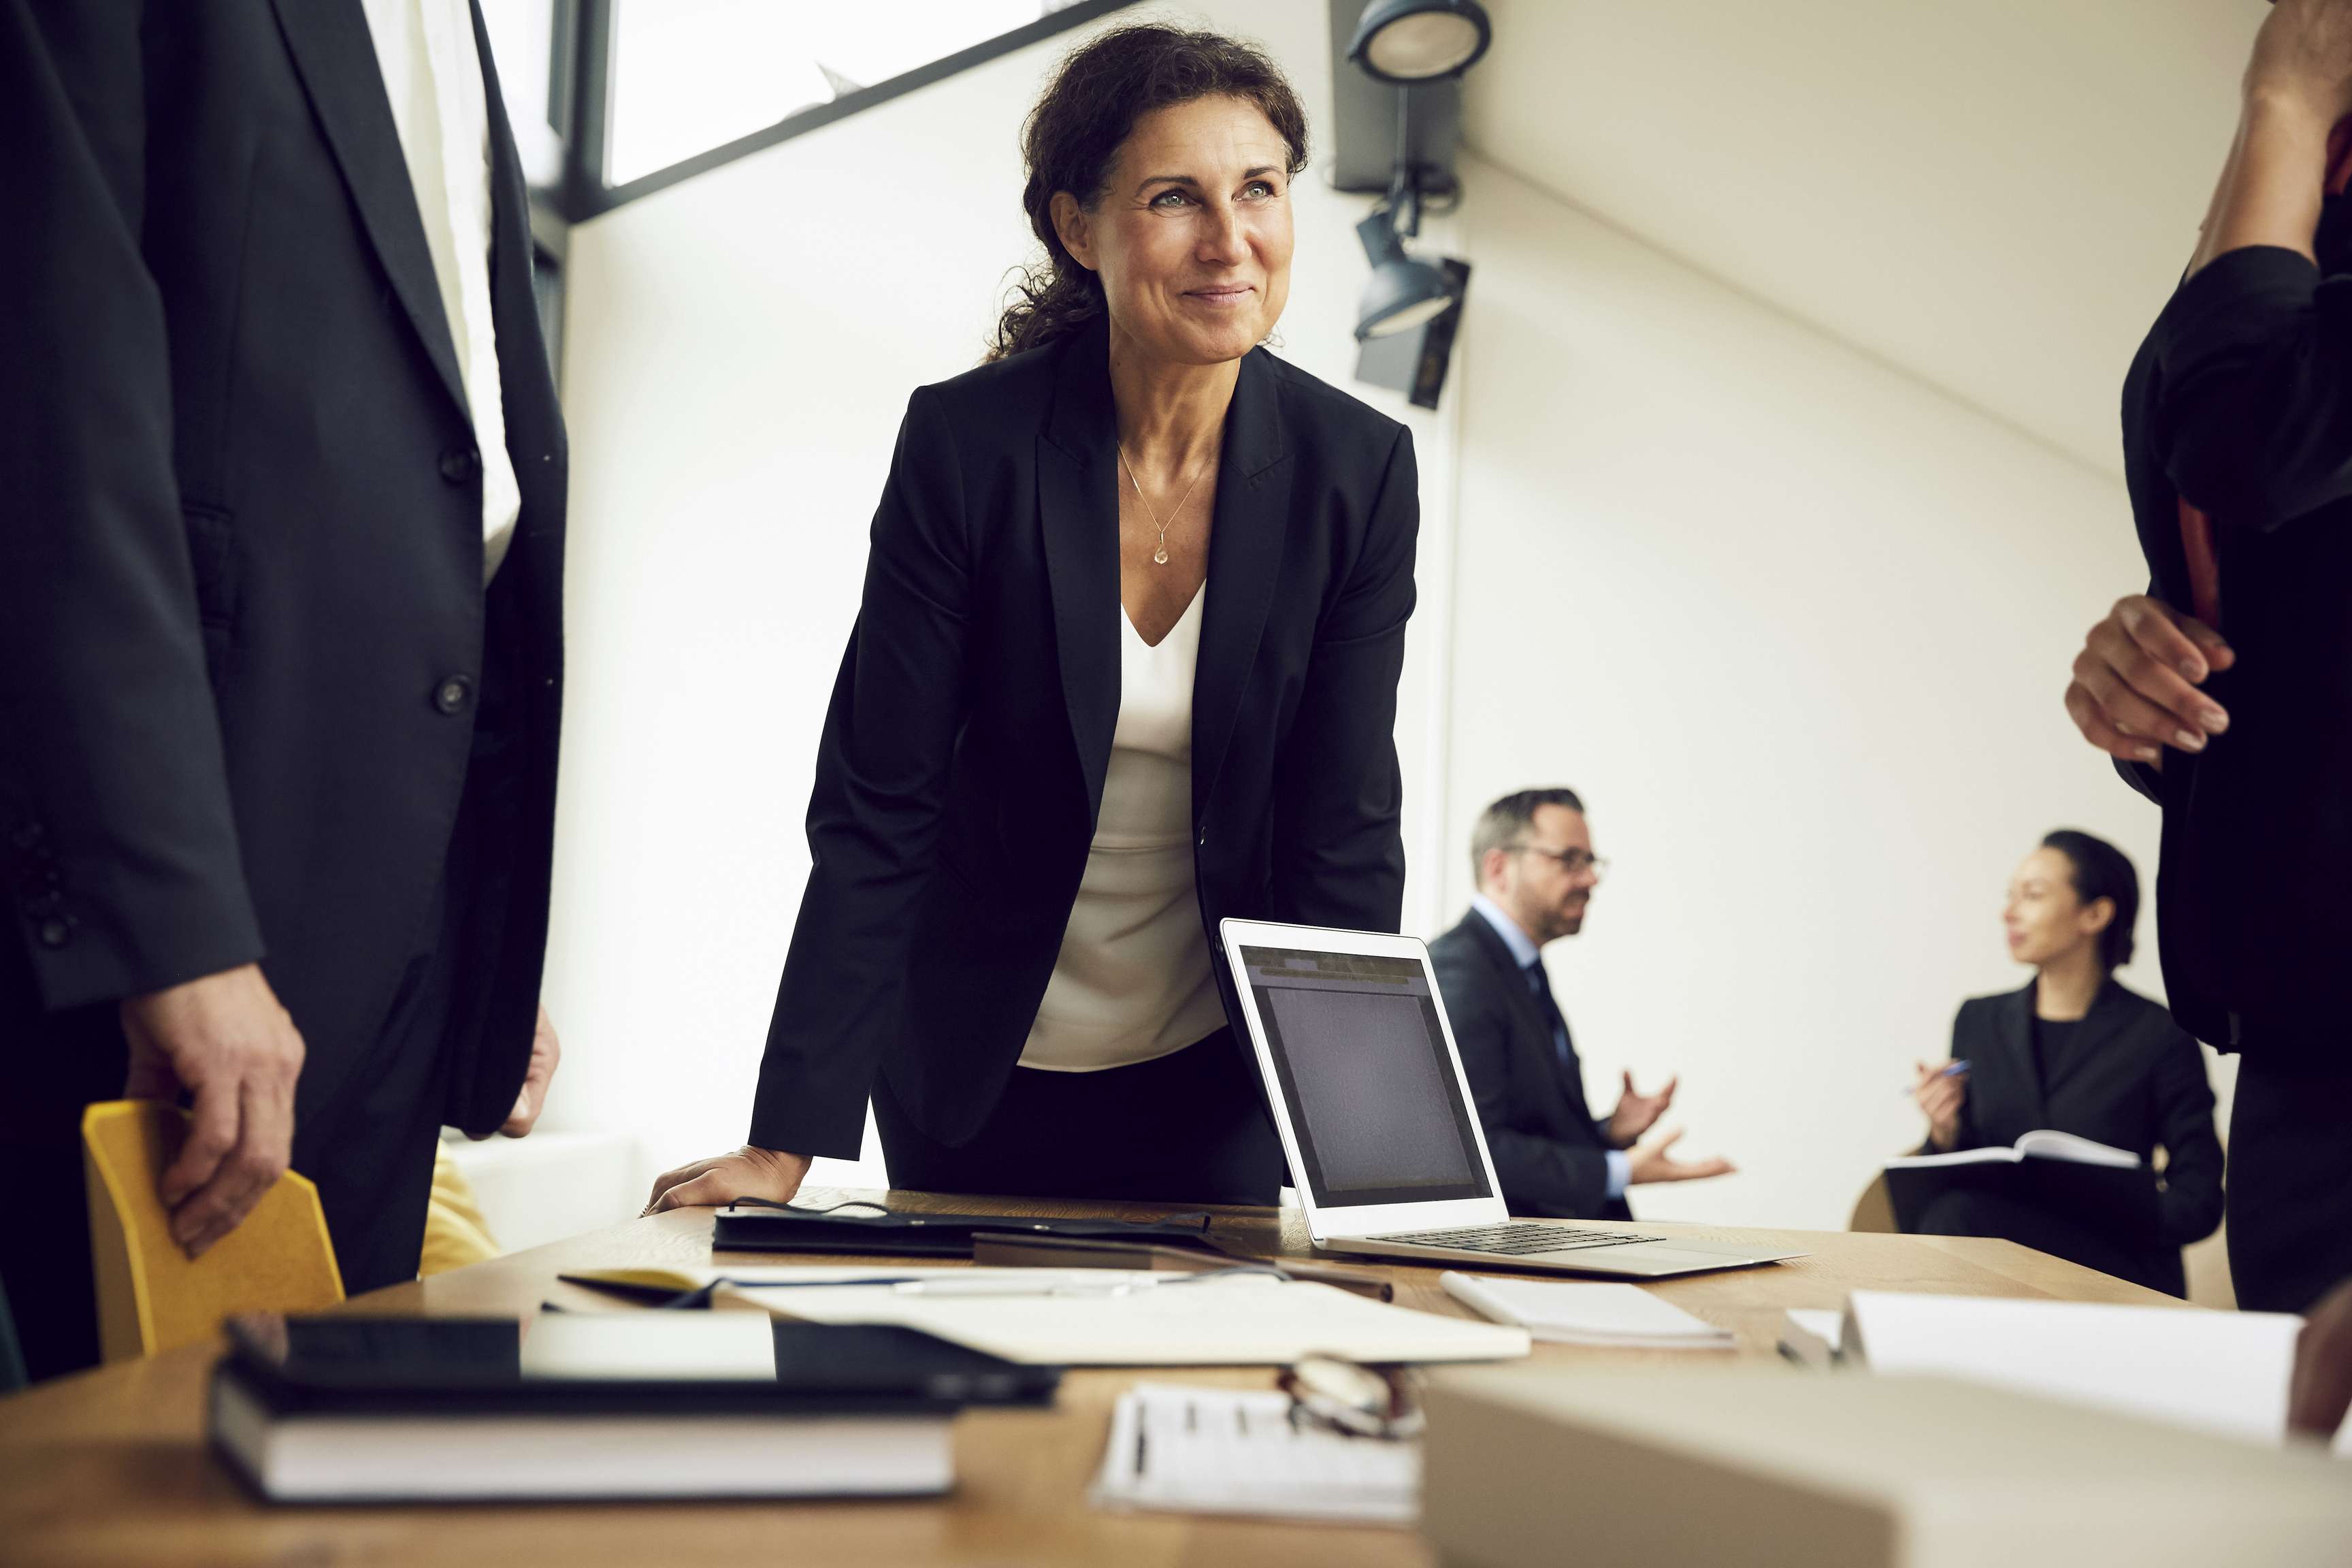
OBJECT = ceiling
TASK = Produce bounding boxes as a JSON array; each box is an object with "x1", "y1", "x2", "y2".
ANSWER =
[{"x1": 1461, "y1": 0, "x2": 2264, "y2": 477}]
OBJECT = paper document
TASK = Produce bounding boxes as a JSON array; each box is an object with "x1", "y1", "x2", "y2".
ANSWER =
[
  {"x1": 1439, "y1": 1273, "x2": 1733, "y2": 1349},
  {"x1": 1842, "y1": 1291, "x2": 2304, "y2": 1446},
  {"x1": 1776, "y1": 1308, "x2": 1844, "y2": 1369},
  {"x1": 730, "y1": 1273, "x2": 1531, "y2": 1367},
  {"x1": 1092, "y1": 1382, "x2": 1419, "y2": 1524}
]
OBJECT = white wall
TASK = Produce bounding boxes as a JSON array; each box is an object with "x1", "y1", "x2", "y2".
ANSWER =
[
  {"x1": 541, "y1": 0, "x2": 1457, "y2": 1200},
  {"x1": 1435, "y1": 153, "x2": 2227, "y2": 1231}
]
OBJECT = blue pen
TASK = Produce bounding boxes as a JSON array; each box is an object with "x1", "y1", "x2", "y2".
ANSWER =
[{"x1": 1901, "y1": 1061, "x2": 1971, "y2": 1096}]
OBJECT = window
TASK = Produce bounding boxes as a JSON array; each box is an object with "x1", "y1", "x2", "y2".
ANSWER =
[{"x1": 603, "y1": 1, "x2": 1090, "y2": 187}]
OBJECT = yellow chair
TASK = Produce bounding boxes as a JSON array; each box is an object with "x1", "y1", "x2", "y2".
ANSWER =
[
  {"x1": 81, "y1": 1100, "x2": 343, "y2": 1362},
  {"x1": 420, "y1": 1143, "x2": 502, "y2": 1277}
]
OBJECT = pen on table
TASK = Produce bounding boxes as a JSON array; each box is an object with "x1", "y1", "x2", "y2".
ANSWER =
[{"x1": 1901, "y1": 1061, "x2": 1971, "y2": 1096}]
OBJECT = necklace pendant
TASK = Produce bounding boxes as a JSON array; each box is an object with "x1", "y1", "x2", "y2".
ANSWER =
[{"x1": 1153, "y1": 545, "x2": 1169, "y2": 565}]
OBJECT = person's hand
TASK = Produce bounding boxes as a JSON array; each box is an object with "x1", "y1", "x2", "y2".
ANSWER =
[
  {"x1": 2289, "y1": 1277, "x2": 2352, "y2": 1441},
  {"x1": 643, "y1": 1145, "x2": 813, "y2": 1214},
  {"x1": 1625, "y1": 1127, "x2": 1734, "y2": 1186},
  {"x1": 1914, "y1": 1060, "x2": 1967, "y2": 1152},
  {"x1": 2063, "y1": 595, "x2": 2234, "y2": 767},
  {"x1": 2246, "y1": 0, "x2": 2352, "y2": 123},
  {"x1": 118, "y1": 962, "x2": 306, "y2": 1258},
  {"x1": 1605, "y1": 1071, "x2": 1677, "y2": 1149},
  {"x1": 478, "y1": 1004, "x2": 561, "y2": 1139}
]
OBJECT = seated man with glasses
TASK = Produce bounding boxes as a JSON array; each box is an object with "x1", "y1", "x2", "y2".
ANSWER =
[{"x1": 1429, "y1": 788, "x2": 1735, "y2": 1220}]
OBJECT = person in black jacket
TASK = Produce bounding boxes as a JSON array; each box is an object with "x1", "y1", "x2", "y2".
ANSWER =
[
  {"x1": 644, "y1": 26, "x2": 1416, "y2": 1213},
  {"x1": 2059, "y1": 0, "x2": 2352, "y2": 1333},
  {"x1": 0, "y1": 1, "x2": 566, "y2": 1382},
  {"x1": 1908, "y1": 832, "x2": 2223, "y2": 1298},
  {"x1": 1427, "y1": 788, "x2": 1732, "y2": 1220}
]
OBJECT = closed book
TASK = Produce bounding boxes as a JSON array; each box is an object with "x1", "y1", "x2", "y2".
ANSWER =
[
  {"x1": 1882, "y1": 1130, "x2": 2157, "y2": 1239},
  {"x1": 208, "y1": 1313, "x2": 1057, "y2": 1503}
]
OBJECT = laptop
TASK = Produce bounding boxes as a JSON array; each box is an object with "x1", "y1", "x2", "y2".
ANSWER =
[{"x1": 1218, "y1": 919, "x2": 1806, "y2": 1279}]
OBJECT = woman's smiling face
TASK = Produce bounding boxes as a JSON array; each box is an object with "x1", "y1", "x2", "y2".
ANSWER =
[{"x1": 1052, "y1": 95, "x2": 1295, "y2": 367}]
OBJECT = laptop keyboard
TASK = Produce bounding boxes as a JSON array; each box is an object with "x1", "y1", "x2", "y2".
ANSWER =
[{"x1": 1380, "y1": 1222, "x2": 1669, "y2": 1256}]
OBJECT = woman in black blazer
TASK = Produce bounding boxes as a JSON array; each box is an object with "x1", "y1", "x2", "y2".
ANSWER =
[
  {"x1": 1909, "y1": 831, "x2": 2224, "y2": 1296},
  {"x1": 645, "y1": 26, "x2": 1416, "y2": 1211}
]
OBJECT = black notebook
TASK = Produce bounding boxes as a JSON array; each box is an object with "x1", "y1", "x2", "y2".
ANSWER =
[
  {"x1": 711, "y1": 1197, "x2": 1215, "y2": 1256},
  {"x1": 1883, "y1": 1131, "x2": 2161, "y2": 1241},
  {"x1": 210, "y1": 1313, "x2": 1059, "y2": 1503}
]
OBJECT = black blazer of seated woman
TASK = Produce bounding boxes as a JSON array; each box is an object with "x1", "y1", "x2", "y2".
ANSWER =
[
  {"x1": 644, "y1": 29, "x2": 1418, "y2": 1215},
  {"x1": 1910, "y1": 832, "x2": 2224, "y2": 1296},
  {"x1": 1926, "y1": 981, "x2": 2225, "y2": 1297}
]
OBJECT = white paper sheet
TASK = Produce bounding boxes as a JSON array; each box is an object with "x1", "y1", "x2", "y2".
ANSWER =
[{"x1": 1091, "y1": 1382, "x2": 1419, "y2": 1524}]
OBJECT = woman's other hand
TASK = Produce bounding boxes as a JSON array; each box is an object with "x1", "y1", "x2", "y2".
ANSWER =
[
  {"x1": 2063, "y1": 595, "x2": 2234, "y2": 766},
  {"x1": 1914, "y1": 1061, "x2": 1967, "y2": 1152},
  {"x1": 2289, "y1": 1276, "x2": 2352, "y2": 1441},
  {"x1": 642, "y1": 1145, "x2": 812, "y2": 1215}
]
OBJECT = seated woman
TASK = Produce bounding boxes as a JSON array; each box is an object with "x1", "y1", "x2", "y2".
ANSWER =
[{"x1": 1910, "y1": 830, "x2": 2223, "y2": 1296}]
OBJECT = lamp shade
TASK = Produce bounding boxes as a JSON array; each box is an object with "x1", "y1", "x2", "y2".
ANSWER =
[{"x1": 1347, "y1": 0, "x2": 1493, "y2": 83}]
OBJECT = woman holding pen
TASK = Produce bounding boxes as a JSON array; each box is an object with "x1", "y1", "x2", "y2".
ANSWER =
[{"x1": 1908, "y1": 832, "x2": 2224, "y2": 1297}]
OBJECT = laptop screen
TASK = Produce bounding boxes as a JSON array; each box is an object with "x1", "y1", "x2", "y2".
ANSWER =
[{"x1": 1239, "y1": 945, "x2": 1494, "y2": 1207}]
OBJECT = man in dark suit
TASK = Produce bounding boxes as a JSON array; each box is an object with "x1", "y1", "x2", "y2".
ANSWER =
[
  {"x1": 0, "y1": 0, "x2": 566, "y2": 1381},
  {"x1": 1429, "y1": 788, "x2": 1733, "y2": 1220}
]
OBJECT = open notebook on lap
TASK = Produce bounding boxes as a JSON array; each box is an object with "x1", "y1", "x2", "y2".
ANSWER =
[{"x1": 1219, "y1": 920, "x2": 1802, "y2": 1279}]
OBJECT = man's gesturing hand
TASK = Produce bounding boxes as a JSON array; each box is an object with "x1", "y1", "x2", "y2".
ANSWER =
[
  {"x1": 2063, "y1": 595, "x2": 2234, "y2": 766},
  {"x1": 1626, "y1": 1127, "x2": 1735, "y2": 1186},
  {"x1": 119, "y1": 962, "x2": 306, "y2": 1258},
  {"x1": 643, "y1": 1145, "x2": 813, "y2": 1215},
  {"x1": 1605, "y1": 1071, "x2": 1677, "y2": 1149}
]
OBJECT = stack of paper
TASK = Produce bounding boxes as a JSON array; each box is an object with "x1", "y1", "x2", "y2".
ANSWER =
[
  {"x1": 1439, "y1": 1273, "x2": 1733, "y2": 1349},
  {"x1": 712, "y1": 1269, "x2": 1531, "y2": 1367},
  {"x1": 1840, "y1": 1291, "x2": 2308, "y2": 1446},
  {"x1": 1092, "y1": 1382, "x2": 1419, "y2": 1525}
]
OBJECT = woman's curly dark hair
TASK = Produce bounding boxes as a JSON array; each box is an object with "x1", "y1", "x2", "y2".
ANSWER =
[{"x1": 986, "y1": 24, "x2": 1309, "y2": 364}]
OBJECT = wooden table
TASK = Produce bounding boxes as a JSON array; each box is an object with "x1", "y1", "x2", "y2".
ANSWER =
[{"x1": 0, "y1": 1192, "x2": 2178, "y2": 1567}]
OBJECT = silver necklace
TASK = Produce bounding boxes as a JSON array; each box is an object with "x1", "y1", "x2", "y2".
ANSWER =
[{"x1": 1116, "y1": 441, "x2": 1207, "y2": 566}]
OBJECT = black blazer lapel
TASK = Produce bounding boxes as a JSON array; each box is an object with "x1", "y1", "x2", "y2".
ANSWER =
[
  {"x1": 268, "y1": 0, "x2": 468, "y2": 419},
  {"x1": 1192, "y1": 348, "x2": 1294, "y2": 819},
  {"x1": 1461, "y1": 912, "x2": 1588, "y2": 1120},
  {"x1": 1038, "y1": 323, "x2": 1121, "y2": 820},
  {"x1": 1993, "y1": 981, "x2": 2049, "y2": 1130}
]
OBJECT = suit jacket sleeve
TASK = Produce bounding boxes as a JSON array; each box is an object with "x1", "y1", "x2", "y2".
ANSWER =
[
  {"x1": 750, "y1": 389, "x2": 968, "y2": 1158},
  {"x1": 1439, "y1": 951, "x2": 1614, "y2": 1219},
  {"x1": 2147, "y1": 246, "x2": 2352, "y2": 531},
  {"x1": 1266, "y1": 426, "x2": 1417, "y2": 933},
  {"x1": 0, "y1": 0, "x2": 263, "y2": 1007},
  {"x1": 2149, "y1": 1022, "x2": 2226, "y2": 1247}
]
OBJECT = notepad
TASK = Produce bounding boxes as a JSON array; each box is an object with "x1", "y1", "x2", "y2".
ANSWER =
[
  {"x1": 1092, "y1": 1382, "x2": 1420, "y2": 1524},
  {"x1": 1439, "y1": 1273, "x2": 1733, "y2": 1349},
  {"x1": 728, "y1": 1273, "x2": 1531, "y2": 1367}
]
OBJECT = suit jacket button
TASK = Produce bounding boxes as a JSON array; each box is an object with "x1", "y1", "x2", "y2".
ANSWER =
[
  {"x1": 35, "y1": 916, "x2": 69, "y2": 948},
  {"x1": 440, "y1": 448, "x2": 481, "y2": 483},
  {"x1": 434, "y1": 674, "x2": 476, "y2": 715}
]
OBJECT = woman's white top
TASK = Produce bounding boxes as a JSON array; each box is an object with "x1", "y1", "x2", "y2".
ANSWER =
[{"x1": 1017, "y1": 588, "x2": 1228, "y2": 1072}]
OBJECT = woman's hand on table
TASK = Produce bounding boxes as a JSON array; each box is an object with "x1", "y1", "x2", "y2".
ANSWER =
[{"x1": 642, "y1": 1145, "x2": 813, "y2": 1214}]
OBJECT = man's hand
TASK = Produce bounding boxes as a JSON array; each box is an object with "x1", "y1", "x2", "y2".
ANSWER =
[
  {"x1": 1605, "y1": 1071, "x2": 1677, "y2": 1149},
  {"x1": 1914, "y1": 1061, "x2": 1969, "y2": 1153},
  {"x1": 2064, "y1": 595, "x2": 2234, "y2": 766},
  {"x1": 118, "y1": 962, "x2": 306, "y2": 1258},
  {"x1": 480, "y1": 1004, "x2": 560, "y2": 1139},
  {"x1": 643, "y1": 1145, "x2": 813, "y2": 1215},
  {"x1": 1625, "y1": 1127, "x2": 1734, "y2": 1186},
  {"x1": 2289, "y1": 1277, "x2": 2352, "y2": 1442},
  {"x1": 2247, "y1": 0, "x2": 2352, "y2": 125}
]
